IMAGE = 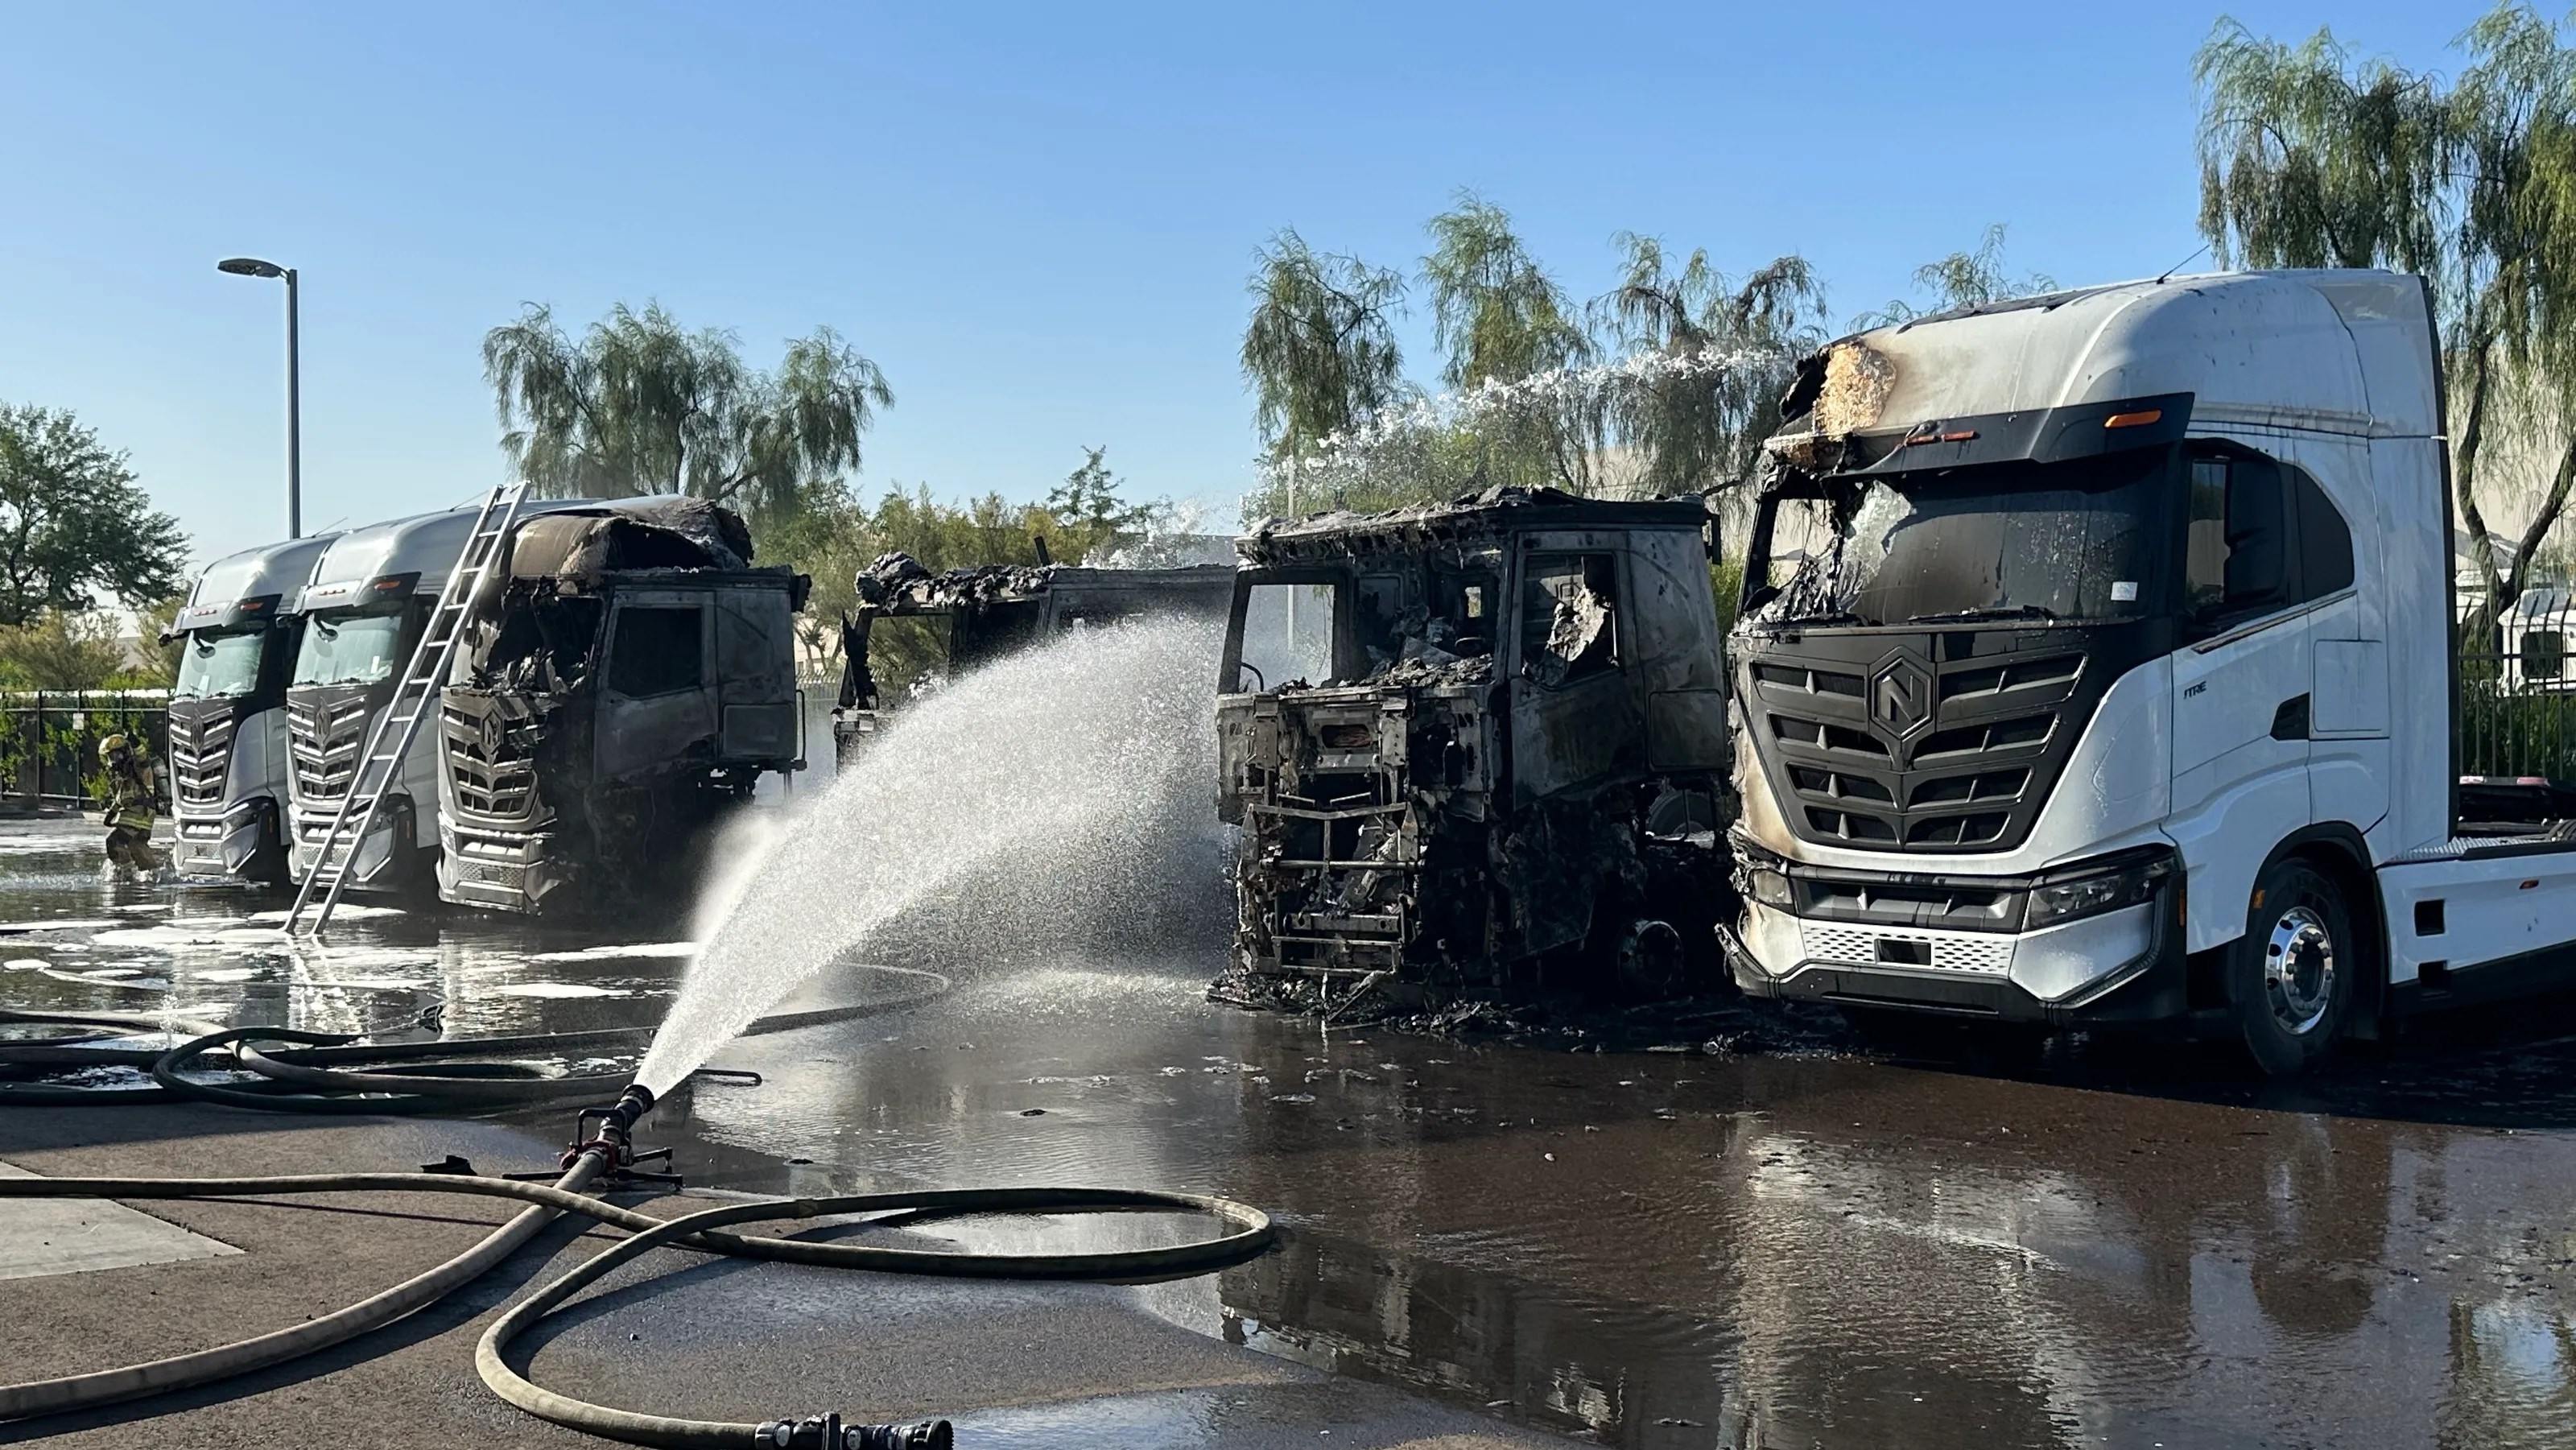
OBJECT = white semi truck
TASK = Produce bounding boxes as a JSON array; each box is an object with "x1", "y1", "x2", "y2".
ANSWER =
[
  {"x1": 1724, "y1": 267, "x2": 2574, "y2": 1073},
  {"x1": 166, "y1": 533, "x2": 340, "y2": 882}
]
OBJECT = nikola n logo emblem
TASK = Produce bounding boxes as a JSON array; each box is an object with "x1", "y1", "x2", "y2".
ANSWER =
[{"x1": 1872, "y1": 657, "x2": 1934, "y2": 739}]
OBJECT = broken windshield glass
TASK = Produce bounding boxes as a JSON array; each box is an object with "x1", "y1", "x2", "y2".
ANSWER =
[{"x1": 1746, "y1": 451, "x2": 2169, "y2": 627}]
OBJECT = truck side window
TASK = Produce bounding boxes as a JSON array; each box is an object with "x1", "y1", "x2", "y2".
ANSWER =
[
  {"x1": 2186, "y1": 454, "x2": 2289, "y2": 631},
  {"x1": 2186, "y1": 452, "x2": 2355, "y2": 638},
  {"x1": 607, "y1": 605, "x2": 704, "y2": 696},
  {"x1": 1521, "y1": 554, "x2": 1618, "y2": 687},
  {"x1": 2292, "y1": 469, "x2": 2355, "y2": 597}
]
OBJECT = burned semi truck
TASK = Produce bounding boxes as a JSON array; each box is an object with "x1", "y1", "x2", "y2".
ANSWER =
[
  {"x1": 436, "y1": 497, "x2": 806, "y2": 915},
  {"x1": 167, "y1": 532, "x2": 340, "y2": 882},
  {"x1": 1215, "y1": 488, "x2": 1734, "y2": 1002},
  {"x1": 832, "y1": 554, "x2": 1233, "y2": 762}
]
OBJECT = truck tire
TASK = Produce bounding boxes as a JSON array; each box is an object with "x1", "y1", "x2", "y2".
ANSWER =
[{"x1": 2230, "y1": 858, "x2": 2353, "y2": 1076}]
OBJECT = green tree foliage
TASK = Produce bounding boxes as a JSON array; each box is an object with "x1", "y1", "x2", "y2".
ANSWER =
[
  {"x1": 1241, "y1": 231, "x2": 1408, "y2": 465},
  {"x1": 0, "y1": 609, "x2": 133, "y2": 691},
  {"x1": 482, "y1": 302, "x2": 893, "y2": 527},
  {"x1": 1045, "y1": 446, "x2": 1164, "y2": 560},
  {"x1": 1422, "y1": 192, "x2": 1595, "y2": 389},
  {"x1": 1595, "y1": 235, "x2": 1831, "y2": 493},
  {"x1": 1239, "y1": 203, "x2": 1826, "y2": 518},
  {"x1": 0, "y1": 405, "x2": 188, "y2": 629},
  {"x1": 1854, "y1": 225, "x2": 2058, "y2": 328},
  {"x1": 2195, "y1": 6, "x2": 2576, "y2": 633}
]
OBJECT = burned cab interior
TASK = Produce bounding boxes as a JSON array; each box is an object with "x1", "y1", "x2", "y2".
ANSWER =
[
  {"x1": 1219, "y1": 486, "x2": 1729, "y2": 1005},
  {"x1": 438, "y1": 498, "x2": 805, "y2": 917},
  {"x1": 833, "y1": 552, "x2": 1233, "y2": 761}
]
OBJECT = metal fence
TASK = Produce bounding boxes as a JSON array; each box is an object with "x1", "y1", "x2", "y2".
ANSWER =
[
  {"x1": 0, "y1": 690, "x2": 170, "y2": 812},
  {"x1": 2459, "y1": 648, "x2": 2576, "y2": 780}
]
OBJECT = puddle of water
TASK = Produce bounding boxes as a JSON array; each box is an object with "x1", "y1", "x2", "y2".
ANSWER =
[
  {"x1": 24, "y1": 819, "x2": 2576, "y2": 1448},
  {"x1": 530, "y1": 943, "x2": 696, "y2": 963}
]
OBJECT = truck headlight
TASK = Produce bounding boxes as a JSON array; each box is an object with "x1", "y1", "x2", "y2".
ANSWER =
[
  {"x1": 1744, "y1": 864, "x2": 1792, "y2": 908},
  {"x1": 2022, "y1": 851, "x2": 2174, "y2": 931}
]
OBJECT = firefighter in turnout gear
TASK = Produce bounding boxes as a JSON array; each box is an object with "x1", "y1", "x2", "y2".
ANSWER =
[{"x1": 98, "y1": 733, "x2": 165, "y2": 874}]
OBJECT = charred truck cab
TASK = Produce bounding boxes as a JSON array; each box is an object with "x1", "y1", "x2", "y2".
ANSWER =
[
  {"x1": 1217, "y1": 488, "x2": 1732, "y2": 1002},
  {"x1": 166, "y1": 533, "x2": 338, "y2": 882},
  {"x1": 1724, "y1": 270, "x2": 2570, "y2": 1074},
  {"x1": 832, "y1": 555, "x2": 1233, "y2": 762},
  {"x1": 438, "y1": 498, "x2": 804, "y2": 916}
]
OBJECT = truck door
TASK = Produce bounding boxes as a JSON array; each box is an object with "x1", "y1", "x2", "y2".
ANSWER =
[
  {"x1": 596, "y1": 594, "x2": 716, "y2": 782},
  {"x1": 1510, "y1": 543, "x2": 1644, "y2": 803},
  {"x1": 2171, "y1": 448, "x2": 2314, "y2": 873},
  {"x1": 712, "y1": 587, "x2": 798, "y2": 762}
]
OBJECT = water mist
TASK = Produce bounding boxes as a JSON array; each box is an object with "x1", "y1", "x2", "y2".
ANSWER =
[{"x1": 635, "y1": 618, "x2": 1226, "y2": 1093}]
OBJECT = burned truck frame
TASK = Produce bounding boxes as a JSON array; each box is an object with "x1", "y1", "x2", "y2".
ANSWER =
[
  {"x1": 436, "y1": 498, "x2": 807, "y2": 916},
  {"x1": 832, "y1": 556, "x2": 1234, "y2": 762},
  {"x1": 1216, "y1": 487, "x2": 1734, "y2": 1002}
]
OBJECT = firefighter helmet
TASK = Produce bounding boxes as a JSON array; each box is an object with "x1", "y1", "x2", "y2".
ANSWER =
[{"x1": 97, "y1": 733, "x2": 130, "y2": 762}]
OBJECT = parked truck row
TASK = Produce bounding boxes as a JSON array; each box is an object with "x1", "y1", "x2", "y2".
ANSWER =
[
  {"x1": 163, "y1": 266, "x2": 2576, "y2": 1072},
  {"x1": 1218, "y1": 267, "x2": 2576, "y2": 1075},
  {"x1": 167, "y1": 494, "x2": 806, "y2": 920}
]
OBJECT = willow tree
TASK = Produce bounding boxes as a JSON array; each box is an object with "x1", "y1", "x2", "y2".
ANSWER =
[
  {"x1": 482, "y1": 302, "x2": 893, "y2": 527},
  {"x1": 1240, "y1": 229, "x2": 1408, "y2": 469},
  {"x1": 1421, "y1": 193, "x2": 1592, "y2": 388},
  {"x1": 1414, "y1": 193, "x2": 1603, "y2": 493},
  {"x1": 2196, "y1": 6, "x2": 2576, "y2": 634},
  {"x1": 1592, "y1": 234, "x2": 1830, "y2": 494},
  {"x1": 1855, "y1": 225, "x2": 2058, "y2": 328}
]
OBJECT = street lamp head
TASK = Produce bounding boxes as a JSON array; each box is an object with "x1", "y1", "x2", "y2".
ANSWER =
[{"x1": 217, "y1": 257, "x2": 287, "y2": 279}]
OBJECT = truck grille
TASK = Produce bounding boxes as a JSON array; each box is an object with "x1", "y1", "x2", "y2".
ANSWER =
[
  {"x1": 1740, "y1": 634, "x2": 2106, "y2": 855},
  {"x1": 441, "y1": 700, "x2": 536, "y2": 820},
  {"x1": 287, "y1": 692, "x2": 379, "y2": 803},
  {"x1": 1802, "y1": 923, "x2": 2014, "y2": 976},
  {"x1": 167, "y1": 706, "x2": 235, "y2": 809}
]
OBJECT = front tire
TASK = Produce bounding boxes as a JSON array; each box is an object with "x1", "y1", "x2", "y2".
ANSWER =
[{"x1": 2230, "y1": 858, "x2": 2353, "y2": 1076}]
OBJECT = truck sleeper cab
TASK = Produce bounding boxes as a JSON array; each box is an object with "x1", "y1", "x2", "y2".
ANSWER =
[
  {"x1": 166, "y1": 533, "x2": 339, "y2": 882},
  {"x1": 1723, "y1": 269, "x2": 2576, "y2": 1073},
  {"x1": 436, "y1": 498, "x2": 806, "y2": 916}
]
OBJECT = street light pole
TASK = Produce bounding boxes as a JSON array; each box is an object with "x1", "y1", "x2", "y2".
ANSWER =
[
  {"x1": 284, "y1": 267, "x2": 299, "y2": 539},
  {"x1": 217, "y1": 256, "x2": 301, "y2": 538}
]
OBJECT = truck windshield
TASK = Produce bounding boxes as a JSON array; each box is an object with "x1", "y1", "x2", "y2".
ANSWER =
[
  {"x1": 1747, "y1": 451, "x2": 2169, "y2": 627},
  {"x1": 1231, "y1": 580, "x2": 1340, "y2": 692},
  {"x1": 175, "y1": 630, "x2": 267, "y2": 700},
  {"x1": 294, "y1": 609, "x2": 407, "y2": 687}
]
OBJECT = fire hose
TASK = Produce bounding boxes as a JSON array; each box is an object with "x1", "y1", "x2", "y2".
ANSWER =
[{"x1": 0, "y1": 1018, "x2": 1277, "y2": 1448}]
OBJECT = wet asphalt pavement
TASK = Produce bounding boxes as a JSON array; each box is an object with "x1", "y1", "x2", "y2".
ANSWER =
[{"x1": 13, "y1": 814, "x2": 2576, "y2": 1447}]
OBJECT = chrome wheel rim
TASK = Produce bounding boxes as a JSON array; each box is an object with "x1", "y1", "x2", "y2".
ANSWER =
[{"x1": 2262, "y1": 904, "x2": 2336, "y2": 1036}]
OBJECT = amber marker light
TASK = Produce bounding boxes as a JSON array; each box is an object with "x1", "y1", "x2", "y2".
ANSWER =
[{"x1": 2103, "y1": 409, "x2": 2164, "y2": 428}]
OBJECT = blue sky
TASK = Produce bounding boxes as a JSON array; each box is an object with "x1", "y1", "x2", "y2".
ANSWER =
[{"x1": 0, "y1": 1, "x2": 2472, "y2": 569}]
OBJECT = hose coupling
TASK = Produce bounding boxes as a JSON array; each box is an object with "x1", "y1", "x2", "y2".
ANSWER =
[
  {"x1": 560, "y1": 1084, "x2": 678, "y2": 1184},
  {"x1": 753, "y1": 1413, "x2": 952, "y2": 1449}
]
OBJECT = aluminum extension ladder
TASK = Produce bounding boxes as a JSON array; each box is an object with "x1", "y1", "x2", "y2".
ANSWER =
[{"x1": 284, "y1": 482, "x2": 527, "y2": 936}]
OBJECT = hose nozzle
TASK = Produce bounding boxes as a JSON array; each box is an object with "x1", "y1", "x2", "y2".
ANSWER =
[
  {"x1": 563, "y1": 1083, "x2": 667, "y2": 1179},
  {"x1": 754, "y1": 1414, "x2": 952, "y2": 1450},
  {"x1": 605, "y1": 1082, "x2": 655, "y2": 1141}
]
